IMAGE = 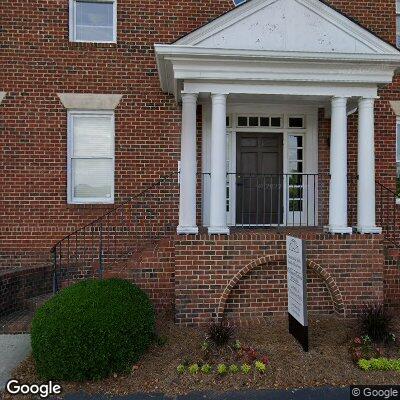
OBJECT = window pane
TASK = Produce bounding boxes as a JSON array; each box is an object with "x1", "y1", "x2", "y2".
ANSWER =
[
  {"x1": 238, "y1": 116, "x2": 248, "y2": 127},
  {"x1": 249, "y1": 117, "x2": 258, "y2": 127},
  {"x1": 397, "y1": 0, "x2": 400, "y2": 13},
  {"x1": 289, "y1": 117, "x2": 304, "y2": 128},
  {"x1": 73, "y1": 115, "x2": 113, "y2": 157},
  {"x1": 260, "y1": 117, "x2": 269, "y2": 127},
  {"x1": 75, "y1": 1, "x2": 114, "y2": 41},
  {"x1": 397, "y1": 162, "x2": 400, "y2": 197},
  {"x1": 288, "y1": 135, "x2": 303, "y2": 149},
  {"x1": 271, "y1": 117, "x2": 281, "y2": 127},
  {"x1": 73, "y1": 159, "x2": 113, "y2": 198}
]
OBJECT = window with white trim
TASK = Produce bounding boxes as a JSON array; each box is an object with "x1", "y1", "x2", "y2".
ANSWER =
[
  {"x1": 69, "y1": 0, "x2": 117, "y2": 43},
  {"x1": 397, "y1": 1, "x2": 400, "y2": 48},
  {"x1": 67, "y1": 111, "x2": 115, "y2": 204},
  {"x1": 397, "y1": 120, "x2": 400, "y2": 198}
]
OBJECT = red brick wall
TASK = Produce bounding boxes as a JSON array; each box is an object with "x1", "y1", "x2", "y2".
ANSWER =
[
  {"x1": 174, "y1": 230, "x2": 384, "y2": 325},
  {"x1": 225, "y1": 260, "x2": 335, "y2": 319},
  {"x1": 0, "y1": 0, "x2": 233, "y2": 268},
  {"x1": 0, "y1": 266, "x2": 52, "y2": 317},
  {"x1": 1, "y1": 0, "x2": 399, "y2": 320}
]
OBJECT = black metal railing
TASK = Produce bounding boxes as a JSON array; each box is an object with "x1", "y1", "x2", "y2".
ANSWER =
[
  {"x1": 51, "y1": 172, "x2": 179, "y2": 293},
  {"x1": 376, "y1": 181, "x2": 399, "y2": 247},
  {"x1": 203, "y1": 173, "x2": 319, "y2": 228}
]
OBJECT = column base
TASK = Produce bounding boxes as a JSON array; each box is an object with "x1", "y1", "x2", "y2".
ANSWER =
[
  {"x1": 357, "y1": 226, "x2": 382, "y2": 234},
  {"x1": 324, "y1": 226, "x2": 353, "y2": 234},
  {"x1": 177, "y1": 225, "x2": 199, "y2": 235},
  {"x1": 208, "y1": 226, "x2": 230, "y2": 235}
]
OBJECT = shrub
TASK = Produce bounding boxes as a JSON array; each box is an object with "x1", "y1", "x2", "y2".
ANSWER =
[
  {"x1": 201, "y1": 364, "x2": 212, "y2": 374},
  {"x1": 207, "y1": 321, "x2": 234, "y2": 347},
  {"x1": 217, "y1": 364, "x2": 228, "y2": 375},
  {"x1": 229, "y1": 364, "x2": 239, "y2": 374},
  {"x1": 255, "y1": 361, "x2": 267, "y2": 373},
  {"x1": 31, "y1": 279, "x2": 155, "y2": 381},
  {"x1": 177, "y1": 365, "x2": 185, "y2": 374},
  {"x1": 360, "y1": 304, "x2": 393, "y2": 342},
  {"x1": 241, "y1": 363, "x2": 251, "y2": 374},
  {"x1": 188, "y1": 364, "x2": 199, "y2": 374},
  {"x1": 358, "y1": 358, "x2": 400, "y2": 372}
]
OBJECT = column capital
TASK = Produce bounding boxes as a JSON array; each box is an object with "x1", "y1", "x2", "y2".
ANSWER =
[
  {"x1": 181, "y1": 92, "x2": 198, "y2": 103},
  {"x1": 211, "y1": 92, "x2": 228, "y2": 100},
  {"x1": 358, "y1": 97, "x2": 377, "y2": 109},
  {"x1": 330, "y1": 97, "x2": 348, "y2": 107}
]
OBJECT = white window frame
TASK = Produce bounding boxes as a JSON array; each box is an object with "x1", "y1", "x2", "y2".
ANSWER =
[
  {"x1": 397, "y1": 1, "x2": 400, "y2": 48},
  {"x1": 396, "y1": 118, "x2": 400, "y2": 204},
  {"x1": 69, "y1": 0, "x2": 117, "y2": 43},
  {"x1": 67, "y1": 110, "x2": 115, "y2": 204}
]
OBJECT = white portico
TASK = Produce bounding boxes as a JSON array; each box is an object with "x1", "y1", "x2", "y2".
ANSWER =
[{"x1": 155, "y1": 0, "x2": 400, "y2": 235}]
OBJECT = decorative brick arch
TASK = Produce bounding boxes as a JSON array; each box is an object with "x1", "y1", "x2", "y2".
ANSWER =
[{"x1": 216, "y1": 256, "x2": 345, "y2": 321}]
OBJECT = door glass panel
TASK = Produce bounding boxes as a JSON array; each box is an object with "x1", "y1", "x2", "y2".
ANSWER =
[{"x1": 288, "y1": 134, "x2": 304, "y2": 212}]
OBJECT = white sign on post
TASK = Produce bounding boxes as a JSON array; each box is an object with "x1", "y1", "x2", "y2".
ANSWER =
[{"x1": 286, "y1": 235, "x2": 309, "y2": 351}]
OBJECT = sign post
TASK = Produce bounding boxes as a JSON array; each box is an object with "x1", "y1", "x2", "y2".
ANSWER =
[{"x1": 286, "y1": 235, "x2": 309, "y2": 352}]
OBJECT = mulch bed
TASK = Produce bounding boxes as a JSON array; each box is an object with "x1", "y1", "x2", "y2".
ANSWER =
[{"x1": 3, "y1": 314, "x2": 400, "y2": 398}]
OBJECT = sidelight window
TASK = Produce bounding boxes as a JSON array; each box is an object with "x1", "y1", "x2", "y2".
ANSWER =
[{"x1": 288, "y1": 135, "x2": 304, "y2": 212}]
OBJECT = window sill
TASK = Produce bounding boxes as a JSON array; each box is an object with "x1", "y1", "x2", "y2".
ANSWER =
[{"x1": 396, "y1": 198, "x2": 400, "y2": 206}]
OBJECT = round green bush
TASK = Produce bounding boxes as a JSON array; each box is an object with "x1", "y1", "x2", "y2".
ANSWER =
[{"x1": 31, "y1": 278, "x2": 155, "y2": 381}]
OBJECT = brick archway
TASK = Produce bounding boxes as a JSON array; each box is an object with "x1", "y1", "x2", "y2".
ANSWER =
[{"x1": 216, "y1": 255, "x2": 345, "y2": 321}]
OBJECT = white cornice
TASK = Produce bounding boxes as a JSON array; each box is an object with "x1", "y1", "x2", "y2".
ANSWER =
[
  {"x1": 0, "y1": 92, "x2": 6, "y2": 105},
  {"x1": 57, "y1": 93, "x2": 123, "y2": 110}
]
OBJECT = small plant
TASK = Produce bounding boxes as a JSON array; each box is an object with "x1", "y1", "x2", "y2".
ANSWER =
[
  {"x1": 360, "y1": 304, "x2": 393, "y2": 343},
  {"x1": 233, "y1": 340, "x2": 241, "y2": 350},
  {"x1": 241, "y1": 363, "x2": 251, "y2": 374},
  {"x1": 358, "y1": 358, "x2": 400, "y2": 372},
  {"x1": 229, "y1": 364, "x2": 239, "y2": 374},
  {"x1": 201, "y1": 364, "x2": 212, "y2": 374},
  {"x1": 201, "y1": 340, "x2": 210, "y2": 351},
  {"x1": 351, "y1": 335, "x2": 382, "y2": 362},
  {"x1": 207, "y1": 321, "x2": 235, "y2": 347},
  {"x1": 217, "y1": 363, "x2": 228, "y2": 375},
  {"x1": 188, "y1": 363, "x2": 200, "y2": 375},
  {"x1": 155, "y1": 335, "x2": 168, "y2": 347},
  {"x1": 177, "y1": 364, "x2": 185, "y2": 374},
  {"x1": 260, "y1": 355, "x2": 270, "y2": 366},
  {"x1": 255, "y1": 361, "x2": 267, "y2": 373},
  {"x1": 244, "y1": 347, "x2": 259, "y2": 363}
]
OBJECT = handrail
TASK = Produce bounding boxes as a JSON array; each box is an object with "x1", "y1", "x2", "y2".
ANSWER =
[
  {"x1": 376, "y1": 180, "x2": 399, "y2": 248},
  {"x1": 51, "y1": 171, "x2": 179, "y2": 292},
  {"x1": 51, "y1": 171, "x2": 177, "y2": 251}
]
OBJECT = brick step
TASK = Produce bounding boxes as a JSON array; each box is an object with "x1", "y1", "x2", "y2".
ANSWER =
[
  {"x1": 0, "y1": 309, "x2": 34, "y2": 334},
  {"x1": 23, "y1": 293, "x2": 53, "y2": 312}
]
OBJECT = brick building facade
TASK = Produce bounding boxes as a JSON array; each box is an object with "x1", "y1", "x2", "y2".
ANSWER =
[{"x1": 1, "y1": 0, "x2": 400, "y2": 324}]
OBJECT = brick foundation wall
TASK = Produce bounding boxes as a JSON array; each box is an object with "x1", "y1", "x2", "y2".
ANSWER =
[
  {"x1": 174, "y1": 230, "x2": 384, "y2": 325},
  {"x1": 0, "y1": 265, "x2": 52, "y2": 317}
]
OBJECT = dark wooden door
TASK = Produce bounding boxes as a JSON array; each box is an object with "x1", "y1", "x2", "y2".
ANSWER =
[{"x1": 236, "y1": 132, "x2": 283, "y2": 225}]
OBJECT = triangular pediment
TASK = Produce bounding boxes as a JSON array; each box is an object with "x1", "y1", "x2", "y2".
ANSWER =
[{"x1": 175, "y1": 0, "x2": 399, "y2": 55}]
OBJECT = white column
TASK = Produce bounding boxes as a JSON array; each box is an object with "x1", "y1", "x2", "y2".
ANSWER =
[
  {"x1": 177, "y1": 92, "x2": 198, "y2": 235},
  {"x1": 357, "y1": 97, "x2": 382, "y2": 234},
  {"x1": 208, "y1": 93, "x2": 229, "y2": 235},
  {"x1": 328, "y1": 97, "x2": 352, "y2": 234}
]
